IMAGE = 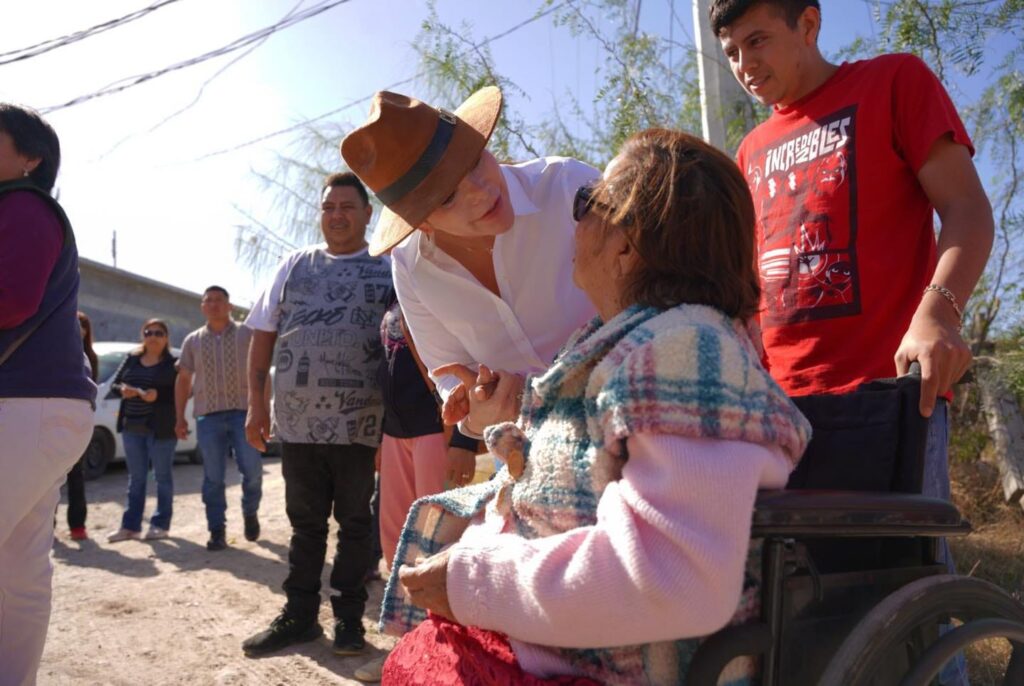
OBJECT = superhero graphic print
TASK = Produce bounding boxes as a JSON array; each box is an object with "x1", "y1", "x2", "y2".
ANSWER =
[{"x1": 745, "y1": 106, "x2": 860, "y2": 326}]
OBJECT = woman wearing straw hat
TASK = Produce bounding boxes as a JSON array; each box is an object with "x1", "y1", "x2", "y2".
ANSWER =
[{"x1": 341, "y1": 86, "x2": 599, "y2": 461}]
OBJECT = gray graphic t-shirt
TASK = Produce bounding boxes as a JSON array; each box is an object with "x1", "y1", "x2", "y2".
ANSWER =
[{"x1": 255, "y1": 247, "x2": 391, "y2": 447}]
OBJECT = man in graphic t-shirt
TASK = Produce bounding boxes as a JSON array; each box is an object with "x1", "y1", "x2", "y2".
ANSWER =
[
  {"x1": 713, "y1": 5, "x2": 992, "y2": 680},
  {"x1": 714, "y1": 0, "x2": 992, "y2": 403},
  {"x1": 713, "y1": 1, "x2": 994, "y2": 507},
  {"x1": 241, "y1": 172, "x2": 391, "y2": 659},
  {"x1": 713, "y1": 0, "x2": 993, "y2": 673}
]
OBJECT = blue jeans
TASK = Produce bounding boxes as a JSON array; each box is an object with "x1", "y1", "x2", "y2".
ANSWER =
[
  {"x1": 196, "y1": 410, "x2": 263, "y2": 532},
  {"x1": 924, "y1": 401, "x2": 954, "y2": 568},
  {"x1": 924, "y1": 401, "x2": 969, "y2": 686},
  {"x1": 121, "y1": 431, "x2": 176, "y2": 531}
]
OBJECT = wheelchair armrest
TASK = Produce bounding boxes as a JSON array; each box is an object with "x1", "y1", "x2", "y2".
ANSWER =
[{"x1": 751, "y1": 490, "x2": 971, "y2": 538}]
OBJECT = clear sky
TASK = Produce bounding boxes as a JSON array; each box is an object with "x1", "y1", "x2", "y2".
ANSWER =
[{"x1": 0, "y1": 0, "x2": 985, "y2": 307}]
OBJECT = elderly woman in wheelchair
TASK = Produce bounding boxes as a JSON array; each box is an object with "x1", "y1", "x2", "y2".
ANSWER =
[
  {"x1": 377, "y1": 128, "x2": 811, "y2": 685},
  {"x1": 379, "y1": 127, "x2": 1024, "y2": 686}
]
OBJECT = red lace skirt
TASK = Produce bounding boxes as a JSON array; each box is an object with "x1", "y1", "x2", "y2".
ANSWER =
[{"x1": 382, "y1": 615, "x2": 601, "y2": 686}]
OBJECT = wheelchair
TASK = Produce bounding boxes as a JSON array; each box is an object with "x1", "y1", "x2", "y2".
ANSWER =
[{"x1": 687, "y1": 369, "x2": 1024, "y2": 686}]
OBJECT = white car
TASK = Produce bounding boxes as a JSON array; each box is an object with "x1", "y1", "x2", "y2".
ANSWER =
[{"x1": 83, "y1": 342, "x2": 201, "y2": 480}]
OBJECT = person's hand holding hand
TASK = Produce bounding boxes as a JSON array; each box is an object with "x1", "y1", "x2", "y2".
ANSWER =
[
  {"x1": 433, "y1": 364, "x2": 523, "y2": 435},
  {"x1": 445, "y1": 446, "x2": 477, "y2": 487},
  {"x1": 895, "y1": 297, "x2": 971, "y2": 417},
  {"x1": 399, "y1": 549, "x2": 455, "y2": 621}
]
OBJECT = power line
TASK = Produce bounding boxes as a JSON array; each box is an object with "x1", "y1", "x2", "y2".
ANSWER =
[
  {"x1": 0, "y1": 0, "x2": 183, "y2": 66},
  {"x1": 39, "y1": 0, "x2": 353, "y2": 114},
  {"x1": 190, "y1": 1, "x2": 568, "y2": 162},
  {"x1": 95, "y1": 0, "x2": 306, "y2": 161}
]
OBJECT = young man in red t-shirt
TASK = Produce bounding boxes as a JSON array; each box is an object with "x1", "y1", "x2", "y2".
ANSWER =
[
  {"x1": 711, "y1": 2, "x2": 993, "y2": 680},
  {"x1": 712, "y1": 0, "x2": 992, "y2": 407}
]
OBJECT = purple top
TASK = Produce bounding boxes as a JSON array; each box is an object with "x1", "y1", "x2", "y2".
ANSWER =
[
  {"x1": 0, "y1": 191, "x2": 62, "y2": 328},
  {"x1": 0, "y1": 186, "x2": 96, "y2": 404}
]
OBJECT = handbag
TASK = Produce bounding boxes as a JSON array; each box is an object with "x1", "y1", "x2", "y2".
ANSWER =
[{"x1": 121, "y1": 414, "x2": 153, "y2": 434}]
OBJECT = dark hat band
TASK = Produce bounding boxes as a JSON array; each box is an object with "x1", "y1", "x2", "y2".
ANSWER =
[{"x1": 375, "y1": 109, "x2": 457, "y2": 207}]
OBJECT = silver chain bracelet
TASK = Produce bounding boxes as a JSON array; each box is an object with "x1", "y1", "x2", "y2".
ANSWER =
[{"x1": 923, "y1": 284, "x2": 963, "y2": 332}]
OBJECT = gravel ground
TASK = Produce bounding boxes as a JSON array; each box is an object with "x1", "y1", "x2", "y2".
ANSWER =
[{"x1": 40, "y1": 456, "x2": 397, "y2": 686}]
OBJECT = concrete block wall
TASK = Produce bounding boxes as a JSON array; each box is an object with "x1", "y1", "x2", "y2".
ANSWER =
[{"x1": 78, "y1": 258, "x2": 249, "y2": 347}]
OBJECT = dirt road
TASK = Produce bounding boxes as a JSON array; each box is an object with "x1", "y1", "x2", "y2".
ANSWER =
[{"x1": 40, "y1": 457, "x2": 397, "y2": 686}]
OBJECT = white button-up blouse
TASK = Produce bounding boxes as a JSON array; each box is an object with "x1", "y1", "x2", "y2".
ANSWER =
[{"x1": 390, "y1": 156, "x2": 600, "y2": 399}]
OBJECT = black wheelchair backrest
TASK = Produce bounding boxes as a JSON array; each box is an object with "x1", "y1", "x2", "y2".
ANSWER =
[{"x1": 787, "y1": 367, "x2": 928, "y2": 494}]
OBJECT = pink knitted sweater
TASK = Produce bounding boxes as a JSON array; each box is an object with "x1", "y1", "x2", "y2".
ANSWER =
[{"x1": 447, "y1": 433, "x2": 791, "y2": 679}]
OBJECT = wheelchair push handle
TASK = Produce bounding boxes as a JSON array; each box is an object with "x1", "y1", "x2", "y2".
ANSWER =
[{"x1": 902, "y1": 361, "x2": 922, "y2": 379}]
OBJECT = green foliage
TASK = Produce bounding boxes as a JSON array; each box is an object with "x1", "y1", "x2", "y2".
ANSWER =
[
  {"x1": 414, "y1": 2, "x2": 540, "y2": 161},
  {"x1": 411, "y1": 0, "x2": 754, "y2": 167},
  {"x1": 235, "y1": 120, "x2": 354, "y2": 273},
  {"x1": 948, "y1": 381, "x2": 988, "y2": 464},
  {"x1": 949, "y1": 422, "x2": 990, "y2": 465},
  {"x1": 994, "y1": 350, "x2": 1024, "y2": 408}
]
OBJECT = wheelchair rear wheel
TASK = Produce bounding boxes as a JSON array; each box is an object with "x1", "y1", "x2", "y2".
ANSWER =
[{"x1": 819, "y1": 574, "x2": 1024, "y2": 686}]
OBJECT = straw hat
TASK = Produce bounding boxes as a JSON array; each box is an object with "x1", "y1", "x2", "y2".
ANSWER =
[{"x1": 340, "y1": 86, "x2": 503, "y2": 256}]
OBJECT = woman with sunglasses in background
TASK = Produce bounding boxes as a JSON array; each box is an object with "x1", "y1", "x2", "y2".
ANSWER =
[{"x1": 107, "y1": 318, "x2": 179, "y2": 542}]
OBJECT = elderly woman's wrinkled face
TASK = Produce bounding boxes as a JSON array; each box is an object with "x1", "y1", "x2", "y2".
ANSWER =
[
  {"x1": 571, "y1": 198, "x2": 607, "y2": 294},
  {"x1": 572, "y1": 155, "x2": 634, "y2": 316}
]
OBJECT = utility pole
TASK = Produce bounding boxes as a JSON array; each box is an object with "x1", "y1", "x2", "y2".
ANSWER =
[
  {"x1": 692, "y1": 0, "x2": 750, "y2": 153},
  {"x1": 112, "y1": 230, "x2": 117, "y2": 269}
]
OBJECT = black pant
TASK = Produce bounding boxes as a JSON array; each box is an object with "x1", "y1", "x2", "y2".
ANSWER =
[
  {"x1": 370, "y1": 472, "x2": 382, "y2": 564},
  {"x1": 281, "y1": 441, "x2": 376, "y2": 623},
  {"x1": 66, "y1": 456, "x2": 87, "y2": 530}
]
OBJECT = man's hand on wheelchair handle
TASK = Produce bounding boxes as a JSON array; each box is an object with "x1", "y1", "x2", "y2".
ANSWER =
[{"x1": 895, "y1": 301, "x2": 972, "y2": 418}]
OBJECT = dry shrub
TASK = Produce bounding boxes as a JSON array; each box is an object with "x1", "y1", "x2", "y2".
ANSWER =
[{"x1": 945, "y1": 381, "x2": 1024, "y2": 683}]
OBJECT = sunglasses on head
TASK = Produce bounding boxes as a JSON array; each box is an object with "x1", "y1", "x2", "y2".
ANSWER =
[{"x1": 143, "y1": 329, "x2": 166, "y2": 338}]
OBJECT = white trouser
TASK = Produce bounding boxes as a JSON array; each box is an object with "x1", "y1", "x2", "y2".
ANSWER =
[{"x1": 0, "y1": 398, "x2": 92, "y2": 686}]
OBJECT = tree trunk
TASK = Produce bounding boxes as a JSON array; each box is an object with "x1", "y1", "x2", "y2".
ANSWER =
[{"x1": 975, "y1": 357, "x2": 1024, "y2": 506}]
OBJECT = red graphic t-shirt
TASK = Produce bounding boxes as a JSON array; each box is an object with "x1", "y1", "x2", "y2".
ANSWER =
[{"x1": 737, "y1": 54, "x2": 973, "y2": 396}]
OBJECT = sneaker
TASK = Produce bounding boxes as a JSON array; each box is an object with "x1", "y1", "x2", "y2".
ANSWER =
[
  {"x1": 107, "y1": 528, "x2": 141, "y2": 543},
  {"x1": 333, "y1": 619, "x2": 366, "y2": 656},
  {"x1": 354, "y1": 654, "x2": 386, "y2": 682},
  {"x1": 207, "y1": 528, "x2": 227, "y2": 551},
  {"x1": 244, "y1": 513, "x2": 260, "y2": 542},
  {"x1": 242, "y1": 611, "x2": 322, "y2": 656},
  {"x1": 70, "y1": 527, "x2": 88, "y2": 541},
  {"x1": 144, "y1": 526, "x2": 169, "y2": 540}
]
